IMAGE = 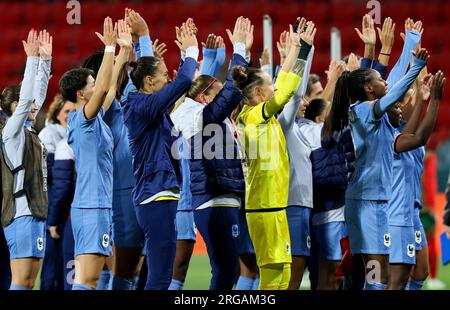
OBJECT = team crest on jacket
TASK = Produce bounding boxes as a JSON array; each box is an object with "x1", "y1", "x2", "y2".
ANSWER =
[
  {"x1": 102, "y1": 234, "x2": 110, "y2": 248},
  {"x1": 415, "y1": 230, "x2": 422, "y2": 244},
  {"x1": 37, "y1": 237, "x2": 44, "y2": 251},
  {"x1": 407, "y1": 244, "x2": 415, "y2": 258},
  {"x1": 348, "y1": 111, "x2": 356, "y2": 123},
  {"x1": 231, "y1": 224, "x2": 239, "y2": 238},
  {"x1": 383, "y1": 233, "x2": 391, "y2": 247}
]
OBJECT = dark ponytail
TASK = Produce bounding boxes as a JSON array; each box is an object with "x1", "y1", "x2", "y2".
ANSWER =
[
  {"x1": 322, "y1": 68, "x2": 375, "y2": 140},
  {"x1": 117, "y1": 57, "x2": 161, "y2": 98}
]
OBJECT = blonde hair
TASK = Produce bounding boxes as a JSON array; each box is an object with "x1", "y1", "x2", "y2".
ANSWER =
[{"x1": 47, "y1": 94, "x2": 66, "y2": 124}]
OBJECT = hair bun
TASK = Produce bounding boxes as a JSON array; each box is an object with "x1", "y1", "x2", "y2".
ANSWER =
[
  {"x1": 129, "y1": 61, "x2": 138, "y2": 70},
  {"x1": 231, "y1": 66, "x2": 249, "y2": 89}
]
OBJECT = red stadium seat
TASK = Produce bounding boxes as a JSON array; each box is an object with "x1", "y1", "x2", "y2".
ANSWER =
[{"x1": 0, "y1": 2, "x2": 22, "y2": 27}]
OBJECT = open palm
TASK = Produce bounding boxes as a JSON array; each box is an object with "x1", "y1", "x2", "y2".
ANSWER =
[
  {"x1": 117, "y1": 19, "x2": 132, "y2": 48},
  {"x1": 355, "y1": 14, "x2": 376, "y2": 45},
  {"x1": 38, "y1": 30, "x2": 53, "y2": 59}
]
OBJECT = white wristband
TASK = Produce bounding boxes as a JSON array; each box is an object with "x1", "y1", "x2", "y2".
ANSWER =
[{"x1": 105, "y1": 46, "x2": 116, "y2": 54}]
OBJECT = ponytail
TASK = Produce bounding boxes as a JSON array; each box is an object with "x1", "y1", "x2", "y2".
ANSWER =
[
  {"x1": 117, "y1": 57, "x2": 161, "y2": 97},
  {"x1": 231, "y1": 66, "x2": 264, "y2": 105},
  {"x1": 322, "y1": 68, "x2": 374, "y2": 140},
  {"x1": 323, "y1": 72, "x2": 351, "y2": 140}
]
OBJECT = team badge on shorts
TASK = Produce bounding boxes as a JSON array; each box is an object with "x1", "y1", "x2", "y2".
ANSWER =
[
  {"x1": 193, "y1": 222, "x2": 197, "y2": 234},
  {"x1": 286, "y1": 242, "x2": 291, "y2": 255},
  {"x1": 415, "y1": 230, "x2": 422, "y2": 244},
  {"x1": 37, "y1": 237, "x2": 44, "y2": 251},
  {"x1": 306, "y1": 235, "x2": 311, "y2": 249},
  {"x1": 231, "y1": 224, "x2": 239, "y2": 238},
  {"x1": 102, "y1": 234, "x2": 110, "y2": 248},
  {"x1": 383, "y1": 233, "x2": 391, "y2": 247},
  {"x1": 407, "y1": 244, "x2": 415, "y2": 258}
]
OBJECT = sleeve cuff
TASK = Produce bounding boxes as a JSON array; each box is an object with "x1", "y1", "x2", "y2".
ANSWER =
[
  {"x1": 233, "y1": 42, "x2": 246, "y2": 59},
  {"x1": 203, "y1": 47, "x2": 217, "y2": 57},
  {"x1": 261, "y1": 64, "x2": 272, "y2": 75},
  {"x1": 186, "y1": 47, "x2": 199, "y2": 62}
]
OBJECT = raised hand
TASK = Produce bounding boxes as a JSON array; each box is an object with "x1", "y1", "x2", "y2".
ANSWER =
[
  {"x1": 288, "y1": 24, "x2": 301, "y2": 50},
  {"x1": 38, "y1": 29, "x2": 53, "y2": 59},
  {"x1": 420, "y1": 73, "x2": 432, "y2": 101},
  {"x1": 125, "y1": 9, "x2": 149, "y2": 37},
  {"x1": 430, "y1": 71, "x2": 446, "y2": 102},
  {"x1": 300, "y1": 21, "x2": 317, "y2": 46},
  {"x1": 377, "y1": 17, "x2": 395, "y2": 52},
  {"x1": 277, "y1": 30, "x2": 288, "y2": 66},
  {"x1": 295, "y1": 17, "x2": 307, "y2": 34},
  {"x1": 117, "y1": 19, "x2": 132, "y2": 48},
  {"x1": 260, "y1": 48, "x2": 270, "y2": 67},
  {"x1": 177, "y1": 22, "x2": 198, "y2": 51},
  {"x1": 216, "y1": 36, "x2": 225, "y2": 48},
  {"x1": 347, "y1": 53, "x2": 360, "y2": 71},
  {"x1": 186, "y1": 18, "x2": 198, "y2": 36},
  {"x1": 153, "y1": 39, "x2": 167, "y2": 58},
  {"x1": 202, "y1": 34, "x2": 218, "y2": 49},
  {"x1": 226, "y1": 16, "x2": 247, "y2": 45},
  {"x1": 413, "y1": 48, "x2": 430, "y2": 63},
  {"x1": 327, "y1": 60, "x2": 346, "y2": 82},
  {"x1": 96, "y1": 17, "x2": 117, "y2": 47},
  {"x1": 22, "y1": 29, "x2": 39, "y2": 57},
  {"x1": 243, "y1": 18, "x2": 254, "y2": 52},
  {"x1": 401, "y1": 18, "x2": 424, "y2": 41},
  {"x1": 175, "y1": 19, "x2": 197, "y2": 52},
  {"x1": 355, "y1": 14, "x2": 376, "y2": 46}
]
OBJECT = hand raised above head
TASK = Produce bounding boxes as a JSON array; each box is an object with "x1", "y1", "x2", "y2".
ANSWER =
[
  {"x1": 355, "y1": 14, "x2": 376, "y2": 45},
  {"x1": 38, "y1": 29, "x2": 53, "y2": 59},
  {"x1": 430, "y1": 71, "x2": 446, "y2": 102},
  {"x1": 95, "y1": 17, "x2": 117, "y2": 47},
  {"x1": 22, "y1": 29, "x2": 39, "y2": 57}
]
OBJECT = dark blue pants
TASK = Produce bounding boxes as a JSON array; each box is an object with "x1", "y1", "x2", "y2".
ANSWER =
[
  {"x1": 135, "y1": 200, "x2": 177, "y2": 290},
  {"x1": 0, "y1": 226, "x2": 11, "y2": 290},
  {"x1": 40, "y1": 226, "x2": 64, "y2": 290},
  {"x1": 194, "y1": 207, "x2": 240, "y2": 290},
  {"x1": 62, "y1": 220, "x2": 75, "y2": 290}
]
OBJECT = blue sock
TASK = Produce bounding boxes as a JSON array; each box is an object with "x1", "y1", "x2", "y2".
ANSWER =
[
  {"x1": 111, "y1": 276, "x2": 132, "y2": 290},
  {"x1": 96, "y1": 270, "x2": 111, "y2": 290},
  {"x1": 168, "y1": 279, "x2": 184, "y2": 290},
  {"x1": 252, "y1": 278, "x2": 260, "y2": 290},
  {"x1": 131, "y1": 276, "x2": 139, "y2": 290},
  {"x1": 10, "y1": 284, "x2": 29, "y2": 290},
  {"x1": 235, "y1": 276, "x2": 254, "y2": 290},
  {"x1": 363, "y1": 281, "x2": 387, "y2": 290},
  {"x1": 405, "y1": 278, "x2": 424, "y2": 290},
  {"x1": 72, "y1": 284, "x2": 93, "y2": 290}
]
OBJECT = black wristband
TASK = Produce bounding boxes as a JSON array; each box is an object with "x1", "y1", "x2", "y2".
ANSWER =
[
  {"x1": 298, "y1": 39, "x2": 312, "y2": 60},
  {"x1": 380, "y1": 52, "x2": 391, "y2": 56}
]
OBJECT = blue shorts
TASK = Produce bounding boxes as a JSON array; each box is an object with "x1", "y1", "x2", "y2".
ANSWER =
[
  {"x1": 286, "y1": 206, "x2": 311, "y2": 257},
  {"x1": 413, "y1": 208, "x2": 427, "y2": 250},
  {"x1": 237, "y1": 209, "x2": 255, "y2": 255},
  {"x1": 111, "y1": 188, "x2": 144, "y2": 248},
  {"x1": 176, "y1": 210, "x2": 196, "y2": 241},
  {"x1": 71, "y1": 208, "x2": 112, "y2": 257},
  {"x1": 311, "y1": 221, "x2": 347, "y2": 261},
  {"x1": 389, "y1": 225, "x2": 416, "y2": 265},
  {"x1": 4, "y1": 216, "x2": 46, "y2": 259},
  {"x1": 345, "y1": 199, "x2": 389, "y2": 255}
]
